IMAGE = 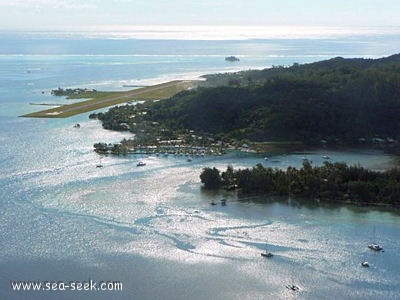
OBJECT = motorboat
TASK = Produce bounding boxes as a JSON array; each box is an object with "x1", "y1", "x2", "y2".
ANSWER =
[
  {"x1": 137, "y1": 161, "x2": 146, "y2": 167},
  {"x1": 368, "y1": 243, "x2": 383, "y2": 251},
  {"x1": 361, "y1": 261, "x2": 370, "y2": 267}
]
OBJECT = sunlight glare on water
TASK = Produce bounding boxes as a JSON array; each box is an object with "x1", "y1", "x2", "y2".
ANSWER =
[{"x1": 1, "y1": 36, "x2": 400, "y2": 299}]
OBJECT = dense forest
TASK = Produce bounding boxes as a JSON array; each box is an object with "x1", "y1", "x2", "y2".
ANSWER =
[
  {"x1": 200, "y1": 162, "x2": 400, "y2": 207},
  {"x1": 92, "y1": 53, "x2": 400, "y2": 147}
]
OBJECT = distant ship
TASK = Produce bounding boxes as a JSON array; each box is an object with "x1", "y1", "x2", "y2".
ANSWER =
[{"x1": 225, "y1": 56, "x2": 240, "y2": 62}]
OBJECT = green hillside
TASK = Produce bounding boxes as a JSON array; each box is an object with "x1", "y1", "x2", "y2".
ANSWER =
[{"x1": 95, "y1": 53, "x2": 400, "y2": 146}]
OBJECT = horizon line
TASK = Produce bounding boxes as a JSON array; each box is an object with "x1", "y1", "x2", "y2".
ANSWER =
[{"x1": 2, "y1": 25, "x2": 400, "y2": 40}]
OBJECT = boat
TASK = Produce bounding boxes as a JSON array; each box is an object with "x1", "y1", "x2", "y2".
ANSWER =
[
  {"x1": 368, "y1": 226, "x2": 383, "y2": 251},
  {"x1": 261, "y1": 242, "x2": 273, "y2": 258},
  {"x1": 96, "y1": 157, "x2": 103, "y2": 168},
  {"x1": 286, "y1": 284, "x2": 300, "y2": 291},
  {"x1": 322, "y1": 155, "x2": 330, "y2": 159},
  {"x1": 210, "y1": 201, "x2": 217, "y2": 206},
  {"x1": 137, "y1": 161, "x2": 146, "y2": 167},
  {"x1": 361, "y1": 261, "x2": 370, "y2": 267},
  {"x1": 368, "y1": 243, "x2": 383, "y2": 251},
  {"x1": 261, "y1": 251, "x2": 273, "y2": 258}
]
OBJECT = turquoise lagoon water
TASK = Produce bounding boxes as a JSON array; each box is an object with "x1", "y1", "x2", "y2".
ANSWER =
[{"x1": 0, "y1": 33, "x2": 400, "y2": 300}]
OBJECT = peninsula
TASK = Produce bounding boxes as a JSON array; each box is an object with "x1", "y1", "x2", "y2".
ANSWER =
[{"x1": 21, "y1": 80, "x2": 198, "y2": 118}]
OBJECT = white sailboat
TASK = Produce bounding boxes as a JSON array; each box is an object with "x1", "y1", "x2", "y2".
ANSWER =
[
  {"x1": 260, "y1": 241, "x2": 273, "y2": 258},
  {"x1": 96, "y1": 156, "x2": 103, "y2": 168},
  {"x1": 368, "y1": 226, "x2": 383, "y2": 251}
]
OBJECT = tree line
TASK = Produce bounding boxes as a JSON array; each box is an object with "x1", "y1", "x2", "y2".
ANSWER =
[
  {"x1": 200, "y1": 161, "x2": 400, "y2": 207},
  {"x1": 160, "y1": 54, "x2": 400, "y2": 145}
]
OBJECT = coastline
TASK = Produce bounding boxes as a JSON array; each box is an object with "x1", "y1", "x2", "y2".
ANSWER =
[{"x1": 20, "y1": 80, "x2": 199, "y2": 118}]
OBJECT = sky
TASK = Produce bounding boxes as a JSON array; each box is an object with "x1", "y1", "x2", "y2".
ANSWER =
[{"x1": 0, "y1": 0, "x2": 399, "y2": 36}]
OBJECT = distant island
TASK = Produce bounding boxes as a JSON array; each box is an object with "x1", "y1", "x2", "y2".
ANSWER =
[
  {"x1": 225, "y1": 56, "x2": 240, "y2": 62},
  {"x1": 90, "y1": 53, "x2": 400, "y2": 155}
]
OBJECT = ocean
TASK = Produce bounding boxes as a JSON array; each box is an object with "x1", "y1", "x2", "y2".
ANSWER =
[{"x1": 1, "y1": 29, "x2": 400, "y2": 300}]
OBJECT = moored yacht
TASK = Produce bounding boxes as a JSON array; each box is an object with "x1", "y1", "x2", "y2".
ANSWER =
[{"x1": 368, "y1": 243, "x2": 383, "y2": 251}]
